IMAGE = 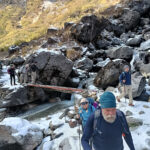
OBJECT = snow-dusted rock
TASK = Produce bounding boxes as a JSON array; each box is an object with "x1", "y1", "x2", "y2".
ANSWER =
[
  {"x1": 140, "y1": 39, "x2": 150, "y2": 51},
  {"x1": 127, "y1": 117, "x2": 143, "y2": 128},
  {"x1": 0, "y1": 117, "x2": 43, "y2": 150}
]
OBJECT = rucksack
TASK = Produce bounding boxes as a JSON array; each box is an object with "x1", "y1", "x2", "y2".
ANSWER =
[{"x1": 93, "y1": 109, "x2": 129, "y2": 136}]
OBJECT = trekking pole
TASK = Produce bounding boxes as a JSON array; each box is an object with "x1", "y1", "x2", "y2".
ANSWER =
[
  {"x1": 124, "y1": 85, "x2": 126, "y2": 103},
  {"x1": 78, "y1": 120, "x2": 82, "y2": 150}
]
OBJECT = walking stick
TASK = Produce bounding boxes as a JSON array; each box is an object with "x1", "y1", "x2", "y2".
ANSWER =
[
  {"x1": 78, "y1": 122, "x2": 82, "y2": 150},
  {"x1": 124, "y1": 85, "x2": 126, "y2": 103}
]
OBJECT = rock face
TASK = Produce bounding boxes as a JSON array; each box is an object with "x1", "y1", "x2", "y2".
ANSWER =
[
  {"x1": 74, "y1": 58, "x2": 93, "y2": 71},
  {"x1": 71, "y1": 15, "x2": 108, "y2": 43},
  {"x1": 126, "y1": 35, "x2": 142, "y2": 46},
  {"x1": 94, "y1": 59, "x2": 129, "y2": 89},
  {"x1": 0, "y1": 86, "x2": 46, "y2": 108},
  {"x1": 106, "y1": 46, "x2": 133, "y2": 61},
  {"x1": 26, "y1": 52, "x2": 73, "y2": 85},
  {"x1": 132, "y1": 73, "x2": 146, "y2": 98},
  {"x1": 0, "y1": 117, "x2": 43, "y2": 150},
  {"x1": 121, "y1": 10, "x2": 140, "y2": 30}
]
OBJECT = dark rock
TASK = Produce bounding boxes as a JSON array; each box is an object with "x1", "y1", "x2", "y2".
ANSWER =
[
  {"x1": 0, "y1": 86, "x2": 47, "y2": 108},
  {"x1": 140, "y1": 18, "x2": 150, "y2": 26},
  {"x1": 94, "y1": 39, "x2": 110, "y2": 49},
  {"x1": 47, "y1": 27, "x2": 58, "y2": 36},
  {"x1": 135, "y1": 90, "x2": 150, "y2": 102},
  {"x1": 106, "y1": 46, "x2": 133, "y2": 61},
  {"x1": 74, "y1": 58, "x2": 93, "y2": 71},
  {"x1": 126, "y1": 35, "x2": 142, "y2": 46},
  {"x1": 64, "y1": 22, "x2": 75, "y2": 30},
  {"x1": 111, "y1": 37, "x2": 123, "y2": 46},
  {"x1": 120, "y1": 33, "x2": 129, "y2": 43},
  {"x1": 132, "y1": 73, "x2": 146, "y2": 98},
  {"x1": 121, "y1": 10, "x2": 140, "y2": 31},
  {"x1": 143, "y1": 51, "x2": 150, "y2": 64},
  {"x1": 8, "y1": 45, "x2": 20, "y2": 56},
  {"x1": 47, "y1": 37, "x2": 58, "y2": 45},
  {"x1": 126, "y1": 110, "x2": 133, "y2": 116},
  {"x1": 71, "y1": 15, "x2": 109, "y2": 43},
  {"x1": 94, "y1": 59, "x2": 129, "y2": 89},
  {"x1": 143, "y1": 31, "x2": 150, "y2": 41},
  {"x1": 10, "y1": 56, "x2": 25, "y2": 66}
]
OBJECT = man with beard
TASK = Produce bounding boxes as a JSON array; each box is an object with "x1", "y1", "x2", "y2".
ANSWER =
[{"x1": 81, "y1": 92, "x2": 135, "y2": 150}]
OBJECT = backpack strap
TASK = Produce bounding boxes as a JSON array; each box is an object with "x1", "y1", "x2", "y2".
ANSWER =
[
  {"x1": 93, "y1": 109, "x2": 101, "y2": 131},
  {"x1": 117, "y1": 109, "x2": 129, "y2": 135}
]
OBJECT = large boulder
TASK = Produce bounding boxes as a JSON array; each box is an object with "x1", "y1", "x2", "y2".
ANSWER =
[
  {"x1": 71, "y1": 15, "x2": 109, "y2": 43},
  {"x1": 126, "y1": 35, "x2": 142, "y2": 46},
  {"x1": 0, "y1": 117, "x2": 43, "y2": 150},
  {"x1": 0, "y1": 86, "x2": 47, "y2": 108},
  {"x1": 106, "y1": 46, "x2": 133, "y2": 61},
  {"x1": 0, "y1": 125, "x2": 22, "y2": 150},
  {"x1": 134, "y1": 60, "x2": 150, "y2": 77},
  {"x1": 94, "y1": 59, "x2": 129, "y2": 89},
  {"x1": 26, "y1": 51, "x2": 73, "y2": 85},
  {"x1": 74, "y1": 57, "x2": 93, "y2": 71},
  {"x1": 121, "y1": 10, "x2": 140, "y2": 31},
  {"x1": 132, "y1": 73, "x2": 146, "y2": 98}
]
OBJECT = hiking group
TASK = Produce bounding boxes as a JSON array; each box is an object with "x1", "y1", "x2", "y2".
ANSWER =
[
  {"x1": 7, "y1": 62, "x2": 38, "y2": 86},
  {"x1": 77, "y1": 65, "x2": 135, "y2": 150}
]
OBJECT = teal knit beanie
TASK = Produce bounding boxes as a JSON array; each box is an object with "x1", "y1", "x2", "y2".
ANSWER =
[{"x1": 100, "y1": 92, "x2": 116, "y2": 109}]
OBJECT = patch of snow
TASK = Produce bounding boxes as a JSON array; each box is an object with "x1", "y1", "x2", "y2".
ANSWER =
[
  {"x1": 0, "y1": 66, "x2": 23, "y2": 90},
  {"x1": 97, "y1": 58, "x2": 111, "y2": 67},
  {"x1": 0, "y1": 117, "x2": 41, "y2": 137}
]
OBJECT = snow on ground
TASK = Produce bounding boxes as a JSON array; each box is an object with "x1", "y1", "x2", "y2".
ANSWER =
[
  {"x1": 31, "y1": 89, "x2": 150, "y2": 150},
  {"x1": 0, "y1": 66, "x2": 23, "y2": 90}
]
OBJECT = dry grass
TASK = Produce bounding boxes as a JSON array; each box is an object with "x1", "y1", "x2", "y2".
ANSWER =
[{"x1": 0, "y1": 0, "x2": 121, "y2": 51}]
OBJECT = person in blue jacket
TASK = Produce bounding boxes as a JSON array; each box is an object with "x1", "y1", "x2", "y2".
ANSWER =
[
  {"x1": 117, "y1": 65, "x2": 134, "y2": 106},
  {"x1": 78, "y1": 98, "x2": 95, "y2": 128},
  {"x1": 81, "y1": 92, "x2": 135, "y2": 150}
]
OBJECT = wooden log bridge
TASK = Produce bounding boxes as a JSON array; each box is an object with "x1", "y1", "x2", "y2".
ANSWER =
[{"x1": 27, "y1": 84, "x2": 94, "y2": 94}]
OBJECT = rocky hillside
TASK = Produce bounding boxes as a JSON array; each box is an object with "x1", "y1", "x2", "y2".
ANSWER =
[{"x1": 0, "y1": 0, "x2": 121, "y2": 51}]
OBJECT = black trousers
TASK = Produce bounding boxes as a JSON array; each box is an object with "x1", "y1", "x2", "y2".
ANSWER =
[{"x1": 10, "y1": 74, "x2": 15, "y2": 85}]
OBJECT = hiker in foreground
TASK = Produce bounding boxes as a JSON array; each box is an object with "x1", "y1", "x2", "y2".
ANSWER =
[
  {"x1": 81, "y1": 92, "x2": 135, "y2": 150},
  {"x1": 7, "y1": 64, "x2": 16, "y2": 86},
  {"x1": 117, "y1": 65, "x2": 134, "y2": 106},
  {"x1": 78, "y1": 98, "x2": 95, "y2": 129}
]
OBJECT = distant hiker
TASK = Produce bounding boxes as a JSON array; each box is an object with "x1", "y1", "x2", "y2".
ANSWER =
[
  {"x1": 81, "y1": 92, "x2": 135, "y2": 150},
  {"x1": 20, "y1": 64, "x2": 29, "y2": 84},
  {"x1": 30, "y1": 62, "x2": 37, "y2": 84},
  {"x1": 78, "y1": 98, "x2": 95, "y2": 129},
  {"x1": 117, "y1": 65, "x2": 134, "y2": 106},
  {"x1": 7, "y1": 64, "x2": 16, "y2": 86}
]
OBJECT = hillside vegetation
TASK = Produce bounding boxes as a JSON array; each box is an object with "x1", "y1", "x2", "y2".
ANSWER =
[{"x1": 0, "y1": 0, "x2": 120, "y2": 50}]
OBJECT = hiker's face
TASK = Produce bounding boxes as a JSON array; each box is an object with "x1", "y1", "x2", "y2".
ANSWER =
[
  {"x1": 81, "y1": 102, "x2": 89, "y2": 109},
  {"x1": 124, "y1": 68, "x2": 129, "y2": 72},
  {"x1": 102, "y1": 108, "x2": 116, "y2": 123}
]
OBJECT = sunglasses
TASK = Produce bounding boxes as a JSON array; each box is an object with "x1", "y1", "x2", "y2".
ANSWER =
[{"x1": 81, "y1": 102, "x2": 88, "y2": 105}]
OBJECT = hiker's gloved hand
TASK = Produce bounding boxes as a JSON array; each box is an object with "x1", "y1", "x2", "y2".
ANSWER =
[{"x1": 123, "y1": 80, "x2": 126, "y2": 83}]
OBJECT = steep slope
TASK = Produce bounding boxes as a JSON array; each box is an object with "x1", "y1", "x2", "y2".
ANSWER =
[{"x1": 0, "y1": 0, "x2": 120, "y2": 50}]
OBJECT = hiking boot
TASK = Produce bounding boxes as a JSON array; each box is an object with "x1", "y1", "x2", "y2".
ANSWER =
[
  {"x1": 129, "y1": 103, "x2": 134, "y2": 107},
  {"x1": 116, "y1": 96, "x2": 121, "y2": 102}
]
